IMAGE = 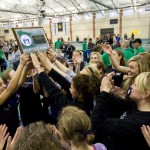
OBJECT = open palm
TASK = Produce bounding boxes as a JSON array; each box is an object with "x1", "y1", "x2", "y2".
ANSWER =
[
  {"x1": 101, "y1": 44, "x2": 113, "y2": 55},
  {"x1": 0, "y1": 124, "x2": 9, "y2": 150}
]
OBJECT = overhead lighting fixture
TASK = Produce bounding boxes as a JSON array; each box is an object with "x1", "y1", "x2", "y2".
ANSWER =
[
  {"x1": 10, "y1": 18, "x2": 18, "y2": 21},
  {"x1": 45, "y1": 16, "x2": 52, "y2": 18}
]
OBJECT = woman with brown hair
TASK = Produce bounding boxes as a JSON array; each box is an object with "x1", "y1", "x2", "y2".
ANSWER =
[
  {"x1": 58, "y1": 106, "x2": 107, "y2": 150},
  {"x1": 30, "y1": 53, "x2": 100, "y2": 116}
]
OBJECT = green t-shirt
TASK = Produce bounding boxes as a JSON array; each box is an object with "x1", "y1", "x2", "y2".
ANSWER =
[
  {"x1": 54, "y1": 41, "x2": 62, "y2": 50},
  {"x1": 123, "y1": 48, "x2": 134, "y2": 61},
  {"x1": 128, "y1": 47, "x2": 134, "y2": 53},
  {"x1": 82, "y1": 41, "x2": 87, "y2": 51},
  {"x1": 0, "y1": 49, "x2": 3, "y2": 59},
  {"x1": 134, "y1": 46, "x2": 145, "y2": 55},
  {"x1": 116, "y1": 47, "x2": 122, "y2": 51},
  {"x1": 102, "y1": 53, "x2": 110, "y2": 67}
]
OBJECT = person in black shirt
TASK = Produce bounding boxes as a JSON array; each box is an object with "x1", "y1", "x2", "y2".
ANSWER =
[
  {"x1": 19, "y1": 70, "x2": 43, "y2": 126},
  {"x1": 106, "y1": 33, "x2": 113, "y2": 46},
  {"x1": 30, "y1": 53, "x2": 100, "y2": 117},
  {"x1": 64, "y1": 42, "x2": 75, "y2": 59},
  {"x1": 0, "y1": 54, "x2": 31, "y2": 136},
  {"x1": 91, "y1": 72, "x2": 150, "y2": 150},
  {"x1": 88, "y1": 38, "x2": 95, "y2": 51}
]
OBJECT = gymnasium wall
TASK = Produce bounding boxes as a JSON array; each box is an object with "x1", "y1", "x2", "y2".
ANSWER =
[{"x1": 0, "y1": 13, "x2": 149, "y2": 42}]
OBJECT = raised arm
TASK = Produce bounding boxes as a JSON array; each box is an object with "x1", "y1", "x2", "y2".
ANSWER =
[
  {"x1": 17, "y1": 57, "x2": 40, "y2": 94},
  {"x1": 47, "y1": 50, "x2": 68, "y2": 73},
  {"x1": 47, "y1": 50, "x2": 75, "y2": 78},
  {"x1": 17, "y1": 57, "x2": 33, "y2": 87},
  {"x1": 0, "y1": 54, "x2": 27, "y2": 105},
  {"x1": 101, "y1": 44, "x2": 128, "y2": 73},
  {"x1": 30, "y1": 53, "x2": 70, "y2": 108},
  {"x1": 37, "y1": 52, "x2": 72, "y2": 81},
  {"x1": 32, "y1": 71, "x2": 40, "y2": 94}
]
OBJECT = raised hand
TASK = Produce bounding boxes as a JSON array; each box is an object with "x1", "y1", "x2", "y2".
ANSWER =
[
  {"x1": 101, "y1": 44, "x2": 113, "y2": 55},
  {"x1": 30, "y1": 53, "x2": 41, "y2": 69},
  {"x1": 20, "y1": 54, "x2": 30, "y2": 66},
  {"x1": 6, "y1": 127, "x2": 23, "y2": 150},
  {"x1": 100, "y1": 73, "x2": 114, "y2": 93},
  {"x1": 37, "y1": 52, "x2": 49, "y2": 64},
  {"x1": 25, "y1": 60, "x2": 34, "y2": 71},
  {"x1": 141, "y1": 125, "x2": 150, "y2": 147},
  {"x1": 107, "y1": 72, "x2": 116, "y2": 79},
  {"x1": 0, "y1": 124, "x2": 9, "y2": 150},
  {"x1": 36, "y1": 52, "x2": 52, "y2": 71},
  {"x1": 46, "y1": 49, "x2": 56, "y2": 62},
  {"x1": 112, "y1": 86, "x2": 126, "y2": 99}
]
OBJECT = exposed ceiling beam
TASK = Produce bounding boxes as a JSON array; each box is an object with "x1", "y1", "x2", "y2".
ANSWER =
[
  {"x1": 55, "y1": 0, "x2": 72, "y2": 14},
  {"x1": 0, "y1": 2, "x2": 149, "y2": 22},
  {"x1": 49, "y1": 9, "x2": 105, "y2": 17},
  {"x1": 110, "y1": 0, "x2": 119, "y2": 14},
  {"x1": 0, "y1": 8, "x2": 36, "y2": 15},
  {"x1": 45, "y1": 4, "x2": 57, "y2": 14},
  {"x1": 46, "y1": 2, "x2": 149, "y2": 17},
  {"x1": 95, "y1": 3, "x2": 104, "y2": 16},
  {"x1": 73, "y1": 1, "x2": 90, "y2": 17},
  {"x1": 131, "y1": 0, "x2": 136, "y2": 12},
  {"x1": 74, "y1": 1, "x2": 86, "y2": 12},
  {"x1": 70, "y1": 0, "x2": 80, "y2": 12},
  {"x1": 89, "y1": 0, "x2": 114, "y2": 10},
  {"x1": 147, "y1": 0, "x2": 150, "y2": 4}
]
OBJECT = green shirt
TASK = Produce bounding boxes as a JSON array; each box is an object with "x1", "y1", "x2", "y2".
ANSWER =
[
  {"x1": 134, "y1": 46, "x2": 145, "y2": 55},
  {"x1": 102, "y1": 53, "x2": 110, "y2": 67},
  {"x1": 123, "y1": 48, "x2": 134, "y2": 61},
  {"x1": 54, "y1": 41, "x2": 62, "y2": 50},
  {"x1": 82, "y1": 41, "x2": 87, "y2": 51},
  {"x1": 128, "y1": 47, "x2": 134, "y2": 53},
  {"x1": 0, "y1": 49, "x2": 3, "y2": 59},
  {"x1": 116, "y1": 47, "x2": 122, "y2": 51}
]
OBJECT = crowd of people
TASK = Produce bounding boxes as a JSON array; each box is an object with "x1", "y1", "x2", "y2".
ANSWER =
[{"x1": 0, "y1": 33, "x2": 150, "y2": 150}]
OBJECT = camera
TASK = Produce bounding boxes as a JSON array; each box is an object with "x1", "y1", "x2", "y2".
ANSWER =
[{"x1": 112, "y1": 73, "x2": 123, "y2": 87}]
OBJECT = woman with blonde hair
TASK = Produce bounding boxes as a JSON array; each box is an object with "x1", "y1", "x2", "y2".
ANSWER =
[
  {"x1": 101, "y1": 44, "x2": 150, "y2": 92},
  {"x1": 89, "y1": 52, "x2": 103, "y2": 64},
  {"x1": 122, "y1": 55, "x2": 150, "y2": 91},
  {"x1": 92, "y1": 72, "x2": 150, "y2": 150},
  {"x1": 58, "y1": 106, "x2": 107, "y2": 150}
]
